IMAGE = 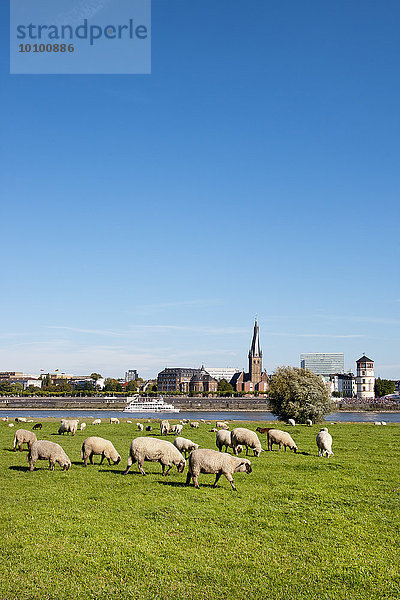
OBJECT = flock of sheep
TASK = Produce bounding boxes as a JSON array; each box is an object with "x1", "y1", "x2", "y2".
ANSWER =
[{"x1": 7, "y1": 415, "x2": 335, "y2": 490}]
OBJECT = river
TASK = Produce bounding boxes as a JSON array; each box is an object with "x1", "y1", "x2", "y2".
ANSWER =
[{"x1": 1, "y1": 409, "x2": 400, "y2": 422}]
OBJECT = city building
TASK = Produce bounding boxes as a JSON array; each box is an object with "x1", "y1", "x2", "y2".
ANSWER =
[
  {"x1": 125, "y1": 370, "x2": 138, "y2": 382},
  {"x1": 300, "y1": 353, "x2": 345, "y2": 376},
  {"x1": 157, "y1": 367, "x2": 200, "y2": 393},
  {"x1": 356, "y1": 355, "x2": 375, "y2": 399},
  {"x1": 189, "y1": 366, "x2": 218, "y2": 394},
  {"x1": 0, "y1": 371, "x2": 23, "y2": 379},
  {"x1": 204, "y1": 367, "x2": 240, "y2": 381},
  {"x1": 330, "y1": 373, "x2": 356, "y2": 397},
  {"x1": 231, "y1": 320, "x2": 269, "y2": 392}
]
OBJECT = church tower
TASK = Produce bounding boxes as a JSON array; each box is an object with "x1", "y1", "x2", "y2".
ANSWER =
[{"x1": 248, "y1": 319, "x2": 262, "y2": 385}]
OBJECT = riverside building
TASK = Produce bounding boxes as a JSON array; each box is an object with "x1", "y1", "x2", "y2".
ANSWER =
[
  {"x1": 300, "y1": 353, "x2": 345, "y2": 376},
  {"x1": 356, "y1": 355, "x2": 375, "y2": 399}
]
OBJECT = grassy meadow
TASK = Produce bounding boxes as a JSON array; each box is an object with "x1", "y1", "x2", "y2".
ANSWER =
[{"x1": 0, "y1": 417, "x2": 399, "y2": 600}]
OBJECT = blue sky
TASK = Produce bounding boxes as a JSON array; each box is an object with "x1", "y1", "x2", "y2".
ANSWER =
[{"x1": 1, "y1": 0, "x2": 400, "y2": 379}]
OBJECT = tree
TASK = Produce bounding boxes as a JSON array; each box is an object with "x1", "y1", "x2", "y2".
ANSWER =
[
  {"x1": 374, "y1": 378, "x2": 395, "y2": 398},
  {"x1": 268, "y1": 366, "x2": 334, "y2": 423},
  {"x1": 217, "y1": 379, "x2": 234, "y2": 396}
]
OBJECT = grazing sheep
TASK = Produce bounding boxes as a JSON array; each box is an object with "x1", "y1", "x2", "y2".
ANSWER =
[
  {"x1": 173, "y1": 436, "x2": 199, "y2": 458},
  {"x1": 80, "y1": 423, "x2": 87, "y2": 431},
  {"x1": 32, "y1": 423, "x2": 42, "y2": 430},
  {"x1": 209, "y1": 428, "x2": 218, "y2": 432},
  {"x1": 81, "y1": 437, "x2": 121, "y2": 467},
  {"x1": 58, "y1": 419, "x2": 79, "y2": 436},
  {"x1": 15, "y1": 417, "x2": 27, "y2": 423},
  {"x1": 306, "y1": 419, "x2": 313, "y2": 427},
  {"x1": 126, "y1": 420, "x2": 133, "y2": 424},
  {"x1": 92, "y1": 419, "x2": 101, "y2": 425},
  {"x1": 146, "y1": 425, "x2": 152, "y2": 432},
  {"x1": 255, "y1": 426, "x2": 272, "y2": 435},
  {"x1": 13, "y1": 429, "x2": 37, "y2": 452},
  {"x1": 216, "y1": 421, "x2": 229, "y2": 430},
  {"x1": 190, "y1": 421, "x2": 199, "y2": 429},
  {"x1": 216, "y1": 430, "x2": 242, "y2": 454},
  {"x1": 186, "y1": 449, "x2": 252, "y2": 491},
  {"x1": 8, "y1": 423, "x2": 14, "y2": 427},
  {"x1": 181, "y1": 419, "x2": 189, "y2": 424},
  {"x1": 137, "y1": 423, "x2": 144, "y2": 431},
  {"x1": 1, "y1": 417, "x2": 8, "y2": 422},
  {"x1": 123, "y1": 437, "x2": 186, "y2": 476},
  {"x1": 316, "y1": 428, "x2": 334, "y2": 458},
  {"x1": 231, "y1": 428, "x2": 263, "y2": 457},
  {"x1": 27, "y1": 420, "x2": 34, "y2": 423},
  {"x1": 266, "y1": 429, "x2": 297, "y2": 452},
  {"x1": 110, "y1": 418, "x2": 120, "y2": 425},
  {"x1": 200, "y1": 419, "x2": 205, "y2": 423},
  {"x1": 381, "y1": 421, "x2": 387, "y2": 426},
  {"x1": 170, "y1": 424, "x2": 183, "y2": 436},
  {"x1": 374, "y1": 421, "x2": 382, "y2": 426},
  {"x1": 160, "y1": 420, "x2": 170, "y2": 436},
  {"x1": 288, "y1": 419, "x2": 296, "y2": 426},
  {"x1": 28, "y1": 440, "x2": 71, "y2": 471}
]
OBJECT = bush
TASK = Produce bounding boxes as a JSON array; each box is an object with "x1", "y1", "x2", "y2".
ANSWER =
[{"x1": 268, "y1": 366, "x2": 334, "y2": 423}]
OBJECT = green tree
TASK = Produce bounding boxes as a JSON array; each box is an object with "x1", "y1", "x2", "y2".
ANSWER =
[
  {"x1": 126, "y1": 380, "x2": 138, "y2": 392},
  {"x1": 217, "y1": 379, "x2": 234, "y2": 395},
  {"x1": 268, "y1": 366, "x2": 334, "y2": 423},
  {"x1": 374, "y1": 378, "x2": 395, "y2": 397},
  {"x1": 103, "y1": 378, "x2": 122, "y2": 392}
]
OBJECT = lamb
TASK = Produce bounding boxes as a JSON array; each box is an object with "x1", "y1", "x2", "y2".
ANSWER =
[
  {"x1": 255, "y1": 426, "x2": 272, "y2": 435},
  {"x1": 316, "y1": 428, "x2": 334, "y2": 458},
  {"x1": 110, "y1": 418, "x2": 120, "y2": 424},
  {"x1": 170, "y1": 424, "x2": 183, "y2": 435},
  {"x1": 190, "y1": 421, "x2": 199, "y2": 429},
  {"x1": 80, "y1": 423, "x2": 87, "y2": 431},
  {"x1": 231, "y1": 428, "x2": 263, "y2": 457},
  {"x1": 92, "y1": 419, "x2": 101, "y2": 425},
  {"x1": 288, "y1": 419, "x2": 296, "y2": 426},
  {"x1": 146, "y1": 425, "x2": 152, "y2": 432},
  {"x1": 173, "y1": 436, "x2": 199, "y2": 458},
  {"x1": 58, "y1": 419, "x2": 79, "y2": 436},
  {"x1": 266, "y1": 429, "x2": 297, "y2": 452},
  {"x1": 28, "y1": 440, "x2": 71, "y2": 471},
  {"x1": 13, "y1": 429, "x2": 37, "y2": 452},
  {"x1": 216, "y1": 430, "x2": 243, "y2": 454},
  {"x1": 160, "y1": 420, "x2": 170, "y2": 436},
  {"x1": 216, "y1": 421, "x2": 229, "y2": 430},
  {"x1": 137, "y1": 423, "x2": 144, "y2": 431},
  {"x1": 32, "y1": 423, "x2": 42, "y2": 430},
  {"x1": 81, "y1": 436, "x2": 121, "y2": 467},
  {"x1": 123, "y1": 437, "x2": 186, "y2": 476},
  {"x1": 186, "y1": 449, "x2": 252, "y2": 490}
]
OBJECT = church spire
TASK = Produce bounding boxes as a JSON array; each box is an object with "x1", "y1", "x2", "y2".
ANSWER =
[{"x1": 249, "y1": 319, "x2": 262, "y2": 359}]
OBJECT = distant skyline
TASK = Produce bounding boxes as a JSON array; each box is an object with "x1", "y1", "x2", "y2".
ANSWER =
[{"x1": 1, "y1": 1, "x2": 399, "y2": 379}]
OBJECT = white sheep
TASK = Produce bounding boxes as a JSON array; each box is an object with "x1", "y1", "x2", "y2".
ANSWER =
[
  {"x1": 316, "y1": 428, "x2": 334, "y2": 458},
  {"x1": 1, "y1": 416, "x2": 8, "y2": 422},
  {"x1": 381, "y1": 421, "x2": 387, "y2": 426},
  {"x1": 306, "y1": 419, "x2": 313, "y2": 427},
  {"x1": 216, "y1": 421, "x2": 229, "y2": 430},
  {"x1": 190, "y1": 421, "x2": 199, "y2": 429},
  {"x1": 265, "y1": 429, "x2": 297, "y2": 452},
  {"x1": 15, "y1": 417, "x2": 27, "y2": 423},
  {"x1": 136, "y1": 423, "x2": 144, "y2": 431},
  {"x1": 126, "y1": 420, "x2": 133, "y2": 424},
  {"x1": 186, "y1": 449, "x2": 252, "y2": 490},
  {"x1": 80, "y1": 423, "x2": 87, "y2": 431},
  {"x1": 81, "y1": 436, "x2": 121, "y2": 467},
  {"x1": 231, "y1": 428, "x2": 263, "y2": 457},
  {"x1": 110, "y1": 418, "x2": 120, "y2": 425},
  {"x1": 8, "y1": 423, "x2": 14, "y2": 427},
  {"x1": 28, "y1": 440, "x2": 71, "y2": 471},
  {"x1": 160, "y1": 420, "x2": 170, "y2": 436},
  {"x1": 58, "y1": 419, "x2": 79, "y2": 436},
  {"x1": 123, "y1": 437, "x2": 186, "y2": 476},
  {"x1": 170, "y1": 424, "x2": 183, "y2": 436},
  {"x1": 92, "y1": 419, "x2": 101, "y2": 425},
  {"x1": 288, "y1": 419, "x2": 296, "y2": 426},
  {"x1": 374, "y1": 421, "x2": 382, "y2": 426},
  {"x1": 173, "y1": 436, "x2": 199, "y2": 458},
  {"x1": 215, "y1": 430, "x2": 242, "y2": 454},
  {"x1": 13, "y1": 429, "x2": 37, "y2": 452}
]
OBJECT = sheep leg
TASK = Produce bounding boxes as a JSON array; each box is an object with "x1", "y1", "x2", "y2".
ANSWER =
[
  {"x1": 89, "y1": 452, "x2": 94, "y2": 465},
  {"x1": 107, "y1": 457, "x2": 111, "y2": 466},
  {"x1": 185, "y1": 471, "x2": 192, "y2": 486},
  {"x1": 163, "y1": 464, "x2": 172, "y2": 476},
  {"x1": 225, "y1": 474, "x2": 237, "y2": 491},
  {"x1": 19, "y1": 442, "x2": 23, "y2": 452},
  {"x1": 192, "y1": 475, "x2": 200, "y2": 489},
  {"x1": 213, "y1": 473, "x2": 222, "y2": 488},
  {"x1": 245, "y1": 446, "x2": 249, "y2": 456},
  {"x1": 138, "y1": 462, "x2": 146, "y2": 476},
  {"x1": 83, "y1": 455, "x2": 88, "y2": 467},
  {"x1": 29, "y1": 460, "x2": 35, "y2": 471}
]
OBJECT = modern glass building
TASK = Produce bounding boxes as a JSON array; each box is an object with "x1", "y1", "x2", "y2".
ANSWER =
[{"x1": 300, "y1": 353, "x2": 344, "y2": 376}]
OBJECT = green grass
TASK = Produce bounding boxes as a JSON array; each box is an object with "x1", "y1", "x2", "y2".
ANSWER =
[{"x1": 1, "y1": 419, "x2": 399, "y2": 600}]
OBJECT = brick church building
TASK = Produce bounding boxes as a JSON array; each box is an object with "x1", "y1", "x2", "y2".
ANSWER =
[{"x1": 231, "y1": 320, "x2": 269, "y2": 392}]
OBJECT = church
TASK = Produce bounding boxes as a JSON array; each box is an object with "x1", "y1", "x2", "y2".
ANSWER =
[{"x1": 231, "y1": 320, "x2": 269, "y2": 392}]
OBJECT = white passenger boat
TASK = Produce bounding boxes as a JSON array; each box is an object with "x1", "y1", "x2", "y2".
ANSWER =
[{"x1": 123, "y1": 395, "x2": 180, "y2": 413}]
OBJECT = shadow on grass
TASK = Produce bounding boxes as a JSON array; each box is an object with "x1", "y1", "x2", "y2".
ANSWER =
[
  {"x1": 9, "y1": 465, "x2": 30, "y2": 472},
  {"x1": 158, "y1": 481, "x2": 189, "y2": 488}
]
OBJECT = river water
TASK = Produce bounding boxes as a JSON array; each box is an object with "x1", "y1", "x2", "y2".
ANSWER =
[{"x1": 1, "y1": 409, "x2": 400, "y2": 422}]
